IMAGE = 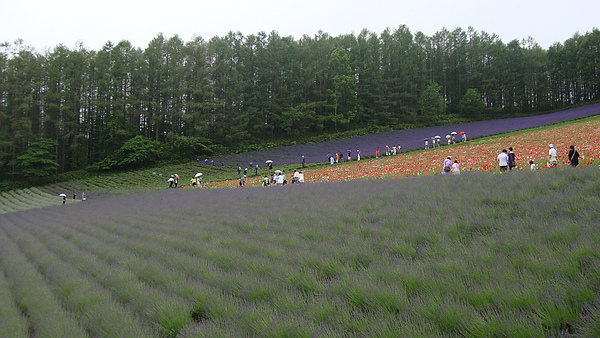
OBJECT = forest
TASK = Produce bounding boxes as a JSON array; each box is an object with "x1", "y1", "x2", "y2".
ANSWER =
[{"x1": 0, "y1": 26, "x2": 598, "y2": 182}]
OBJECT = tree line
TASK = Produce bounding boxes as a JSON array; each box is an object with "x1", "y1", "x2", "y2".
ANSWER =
[{"x1": 0, "y1": 26, "x2": 598, "y2": 181}]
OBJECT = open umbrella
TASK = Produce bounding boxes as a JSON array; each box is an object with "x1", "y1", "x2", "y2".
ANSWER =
[
  {"x1": 194, "y1": 173, "x2": 203, "y2": 178},
  {"x1": 435, "y1": 135, "x2": 441, "y2": 139},
  {"x1": 265, "y1": 160, "x2": 273, "y2": 164},
  {"x1": 459, "y1": 131, "x2": 465, "y2": 135},
  {"x1": 274, "y1": 170, "x2": 283, "y2": 174},
  {"x1": 59, "y1": 193, "x2": 67, "y2": 197},
  {"x1": 423, "y1": 138, "x2": 429, "y2": 141},
  {"x1": 451, "y1": 131, "x2": 458, "y2": 135},
  {"x1": 446, "y1": 135, "x2": 451, "y2": 139}
]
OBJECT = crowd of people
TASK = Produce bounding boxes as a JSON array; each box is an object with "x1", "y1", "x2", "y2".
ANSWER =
[{"x1": 494, "y1": 144, "x2": 580, "y2": 173}]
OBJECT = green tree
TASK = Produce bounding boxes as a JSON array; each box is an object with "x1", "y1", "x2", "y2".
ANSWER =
[
  {"x1": 419, "y1": 82, "x2": 446, "y2": 116},
  {"x1": 459, "y1": 88, "x2": 486, "y2": 117},
  {"x1": 327, "y1": 47, "x2": 357, "y2": 130},
  {"x1": 10, "y1": 138, "x2": 58, "y2": 181}
]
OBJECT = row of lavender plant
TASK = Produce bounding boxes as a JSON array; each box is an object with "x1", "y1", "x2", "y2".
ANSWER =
[
  {"x1": 210, "y1": 103, "x2": 600, "y2": 166},
  {"x1": 0, "y1": 225, "x2": 87, "y2": 337},
  {"x1": 1, "y1": 167, "x2": 599, "y2": 335}
]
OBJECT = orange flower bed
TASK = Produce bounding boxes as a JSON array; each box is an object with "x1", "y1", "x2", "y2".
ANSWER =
[{"x1": 211, "y1": 117, "x2": 600, "y2": 186}]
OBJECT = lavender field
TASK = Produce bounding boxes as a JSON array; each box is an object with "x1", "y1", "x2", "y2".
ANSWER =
[
  {"x1": 1, "y1": 167, "x2": 599, "y2": 336},
  {"x1": 212, "y1": 103, "x2": 600, "y2": 166}
]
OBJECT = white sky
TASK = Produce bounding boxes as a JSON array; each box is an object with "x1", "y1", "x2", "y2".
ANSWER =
[{"x1": 2, "y1": 0, "x2": 598, "y2": 52}]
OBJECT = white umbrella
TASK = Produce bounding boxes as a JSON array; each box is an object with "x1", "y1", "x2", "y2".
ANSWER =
[
  {"x1": 265, "y1": 160, "x2": 273, "y2": 163},
  {"x1": 451, "y1": 131, "x2": 458, "y2": 135},
  {"x1": 194, "y1": 173, "x2": 203, "y2": 178},
  {"x1": 435, "y1": 135, "x2": 441, "y2": 139},
  {"x1": 274, "y1": 170, "x2": 282, "y2": 174},
  {"x1": 59, "y1": 193, "x2": 67, "y2": 197}
]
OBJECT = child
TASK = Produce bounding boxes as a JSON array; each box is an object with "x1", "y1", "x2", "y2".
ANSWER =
[{"x1": 529, "y1": 160, "x2": 537, "y2": 170}]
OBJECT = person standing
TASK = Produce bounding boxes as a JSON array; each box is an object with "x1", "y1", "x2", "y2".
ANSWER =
[
  {"x1": 239, "y1": 175, "x2": 246, "y2": 187},
  {"x1": 507, "y1": 147, "x2": 516, "y2": 170},
  {"x1": 442, "y1": 157, "x2": 452, "y2": 174},
  {"x1": 357, "y1": 150, "x2": 361, "y2": 161},
  {"x1": 498, "y1": 149, "x2": 509, "y2": 172},
  {"x1": 375, "y1": 147, "x2": 380, "y2": 158},
  {"x1": 548, "y1": 144, "x2": 558, "y2": 168},
  {"x1": 568, "y1": 145, "x2": 580, "y2": 167},
  {"x1": 174, "y1": 174, "x2": 179, "y2": 188},
  {"x1": 301, "y1": 156, "x2": 306, "y2": 168}
]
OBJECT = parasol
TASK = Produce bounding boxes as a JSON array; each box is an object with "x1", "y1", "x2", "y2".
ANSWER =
[{"x1": 194, "y1": 173, "x2": 203, "y2": 178}]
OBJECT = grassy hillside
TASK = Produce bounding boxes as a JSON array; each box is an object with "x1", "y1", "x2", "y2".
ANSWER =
[{"x1": 1, "y1": 166, "x2": 599, "y2": 336}]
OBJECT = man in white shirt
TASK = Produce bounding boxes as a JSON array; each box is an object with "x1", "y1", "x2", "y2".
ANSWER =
[
  {"x1": 548, "y1": 144, "x2": 558, "y2": 167},
  {"x1": 498, "y1": 149, "x2": 509, "y2": 172}
]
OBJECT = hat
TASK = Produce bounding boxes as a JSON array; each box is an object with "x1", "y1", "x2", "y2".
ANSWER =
[{"x1": 549, "y1": 144, "x2": 554, "y2": 148}]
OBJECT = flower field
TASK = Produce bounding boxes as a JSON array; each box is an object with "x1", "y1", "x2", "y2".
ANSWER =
[
  {"x1": 206, "y1": 114, "x2": 600, "y2": 188},
  {"x1": 1, "y1": 166, "x2": 599, "y2": 336},
  {"x1": 210, "y1": 103, "x2": 600, "y2": 166}
]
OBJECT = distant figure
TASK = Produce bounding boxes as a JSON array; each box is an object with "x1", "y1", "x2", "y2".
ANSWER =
[
  {"x1": 424, "y1": 140, "x2": 429, "y2": 149},
  {"x1": 529, "y1": 160, "x2": 537, "y2": 170},
  {"x1": 82, "y1": 192, "x2": 86, "y2": 201},
  {"x1": 268, "y1": 162, "x2": 273, "y2": 170},
  {"x1": 239, "y1": 175, "x2": 246, "y2": 187},
  {"x1": 167, "y1": 176, "x2": 175, "y2": 188},
  {"x1": 237, "y1": 166, "x2": 241, "y2": 175},
  {"x1": 72, "y1": 191, "x2": 77, "y2": 202},
  {"x1": 298, "y1": 171, "x2": 305, "y2": 184},
  {"x1": 357, "y1": 149, "x2": 361, "y2": 161},
  {"x1": 262, "y1": 175, "x2": 269, "y2": 187},
  {"x1": 568, "y1": 145, "x2": 580, "y2": 167},
  {"x1": 243, "y1": 168, "x2": 247, "y2": 176},
  {"x1": 174, "y1": 174, "x2": 179, "y2": 188},
  {"x1": 254, "y1": 164, "x2": 259, "y2": 175},
  {"x1": 498, "y1": 149, "x2": 509, "y2": 172},
  {"x1": 301, "y1": 156, "x2": 306, "y2": 168},
  {"x1": 461, "y1": 132, "x2": 467, "y2": 142},
  {"x1": 548, "y1": 144, "x2": 558, "y2": 168},
  {"x1": 507, "y1": 147, "x2": 516, "y2": 170},
  {"x1": 62, "y1": 195, "x2": 66, "y2": 204},
  {"x1": 451, "y1": 160, "x2": 460, "y2": 175},
  {"x1": 375, "y1": 147, "x2": 380, "y2": 158},
  {"x1": 442, "y1": 157, "x2": 452, "y2": 174}
]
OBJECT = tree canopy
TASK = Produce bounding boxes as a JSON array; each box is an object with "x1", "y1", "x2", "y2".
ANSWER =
[{"x1": 1, "y1": 26, "x2": 599, "y2": 182}]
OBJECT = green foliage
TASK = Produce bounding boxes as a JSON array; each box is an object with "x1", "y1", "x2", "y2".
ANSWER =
[
  {"x1": 9, "y1": 138, "x2": 58, "y2": 181},
  {"x1": 419, "y1": 82, "x2": 446, "y2": 116},
  {"x1": 90, "y1": 135, "x2": 167, "y2": 171},
  {"x1": 460, "y1": 88, "x2": 487, "y2": 117},
  {"x1": 166, "y1": 134, "x2": 214, "y2": 159}
]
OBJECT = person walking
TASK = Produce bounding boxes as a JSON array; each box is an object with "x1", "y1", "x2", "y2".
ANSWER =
[
  {"x1": 548, "y1": 144, "x2": 558, "y2": 168},
  {"x1": 507, "y1": 147, "x2": 516, "y2": 170},
  {"x1": 498, "y1": 149, "x2": 509, "y2": 172},
  {"x1": 239, "y1": 175, "x2": 246, "y2": 187},
  {"x1": 568, "y1": 145, "x2": 580, "y2": 167}
]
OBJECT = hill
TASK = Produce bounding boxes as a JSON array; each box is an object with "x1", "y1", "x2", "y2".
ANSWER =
[{"x1": 1, "y1": 165, "x2": 599, "y2": 336}]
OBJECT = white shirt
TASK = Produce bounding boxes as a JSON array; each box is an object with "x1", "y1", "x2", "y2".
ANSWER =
[
  {"x1": 549, "y1": 148, "x2": 557, "y2": 157},
  {"x1": 498, "y1": 152, "x2": 509, "y2": 166}
]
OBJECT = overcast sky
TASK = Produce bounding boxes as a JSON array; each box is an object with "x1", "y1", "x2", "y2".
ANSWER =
[{"x1": 2, "y1": 0, "x2": 598, "y2": 52}]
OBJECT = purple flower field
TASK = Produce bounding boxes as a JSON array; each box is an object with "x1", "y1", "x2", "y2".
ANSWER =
[
  {"x1": 212, "y1": 103, "x2": 600, "y2": 166},
  {"x1": 1, "y1": 168, "x2": 599, "y2": 336}
]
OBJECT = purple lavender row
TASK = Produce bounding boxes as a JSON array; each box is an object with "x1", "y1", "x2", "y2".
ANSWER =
[{"x1": 211, "y1": 103, "x2": 600, "y2": 166}]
